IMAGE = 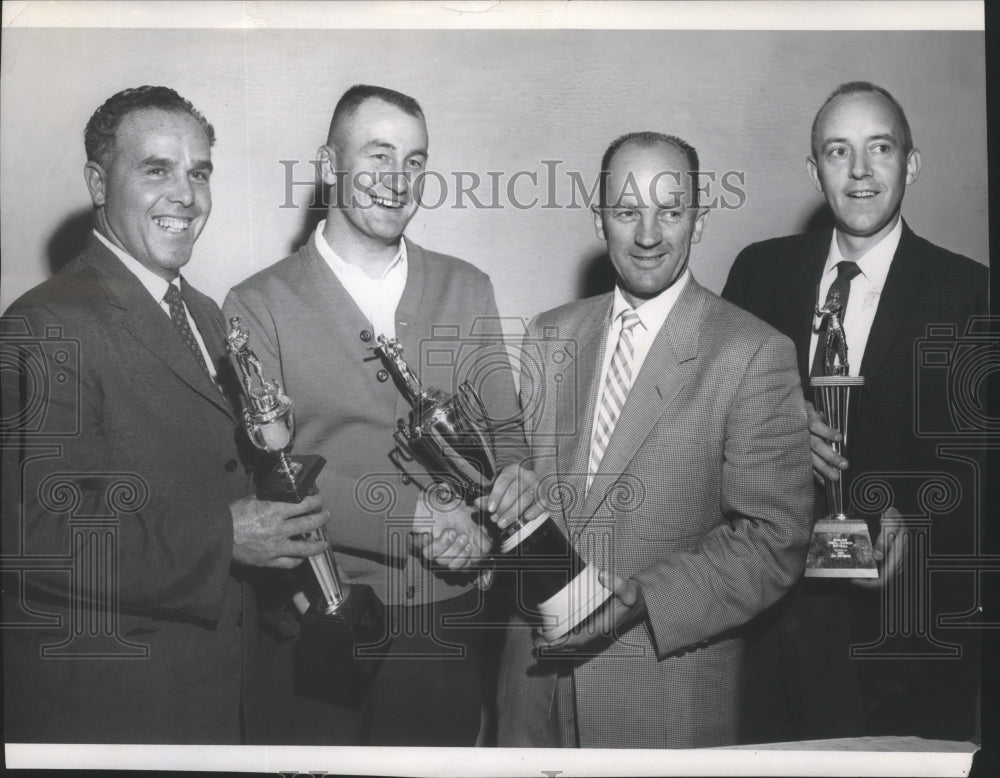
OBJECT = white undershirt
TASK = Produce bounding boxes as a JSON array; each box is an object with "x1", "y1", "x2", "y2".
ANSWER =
[
  {"x1": 313, "y1": 220, "x2": 407, "y2": 340},
  {"x1": 94, "y1": 229, "x2": 216, "y2": 377},
  {"x1": 588, "y1": 269, "x2": 691, "y2": 463}
]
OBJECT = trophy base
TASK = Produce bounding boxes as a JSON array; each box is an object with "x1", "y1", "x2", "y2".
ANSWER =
[
  {"x1": 536, "y1": 564, "x2": 614, "y2": 642},
  {"x1": 293, "y1": 582, "x2": 387, "y2": 705},
  {"x1": 804, "y1": 515, "x2": 879, "y2": 578},
  {"x1": 259, "y1": 454, "x2": 326, "y2": 503}
]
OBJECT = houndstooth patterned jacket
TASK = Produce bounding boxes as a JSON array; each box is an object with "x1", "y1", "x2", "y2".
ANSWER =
[{"x1": 497, "y1": 276, "x2": 813, "y2": 748}]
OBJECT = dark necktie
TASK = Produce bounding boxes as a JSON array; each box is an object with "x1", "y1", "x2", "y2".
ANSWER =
[
  {"x1": 811, "y1": 260, "x2": 862, "y2": 377},
  {"x1": 164, "y1": 283, "x2": 210, "y2": 375}
]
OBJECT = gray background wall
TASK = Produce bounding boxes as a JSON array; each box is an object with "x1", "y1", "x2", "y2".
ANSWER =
[{"x1": 1, "y1": 28, "x2": 987, "y2": 321}]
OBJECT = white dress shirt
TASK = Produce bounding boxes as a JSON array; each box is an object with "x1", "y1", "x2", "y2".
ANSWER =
[
  {"x1": 587, "y1": 269, "x2": 691, "y2": 464},
  {"x1": 808, "y1": 217, "x2": 901, "y2": 376},
  {"x1": 94, "y1": 230, "x2": 216, "y2": 378},
  {"x1": 313, "y1": 220, "x2": 407, "y2": 340}
]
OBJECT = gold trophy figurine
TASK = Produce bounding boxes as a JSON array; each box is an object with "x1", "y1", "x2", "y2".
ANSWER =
[
  {"x1": 226, "y1": 317, "x2": 385, "y2": 702},
  {"x1": 805, "y1": 292, "x2": 878, "y2": 578}
]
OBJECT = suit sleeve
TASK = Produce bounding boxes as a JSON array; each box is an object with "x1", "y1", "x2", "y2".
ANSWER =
[
  {"x1": 633, "y1": 332, "x2": 813, "y2": 659},
  {"x1": 1, "y1": 304, "x2": 236, "y2": 624}
]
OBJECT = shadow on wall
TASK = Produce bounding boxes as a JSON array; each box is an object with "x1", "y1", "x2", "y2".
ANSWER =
[
  {"x1": 48, "y1": 208, "x2": 94, "y2": 274},
  {"x1": 290, "y1": 176, "x2": 327, "y2": 255}
]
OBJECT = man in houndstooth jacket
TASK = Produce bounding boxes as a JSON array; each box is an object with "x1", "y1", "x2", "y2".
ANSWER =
[{"x1": 496, "y1": 132, "x2": 814, "y2": 748}]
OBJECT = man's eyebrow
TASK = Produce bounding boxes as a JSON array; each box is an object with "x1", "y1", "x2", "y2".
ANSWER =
[
  {"x1": 140, "y1": 156, "x2": 174, "y2": 168},
  {"x1": 822, "y1": 133, "x2": 898, "y2": 148},
  {"x1": 192, "y1": 159, "x2": 214, "y2": 173},
  {"x1": 363, "y1": 139, "x2": 427, "y2": 157}
]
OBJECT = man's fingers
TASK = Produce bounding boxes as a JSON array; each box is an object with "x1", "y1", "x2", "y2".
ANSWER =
[
  {"x1": 267, "y1": 556, "x2": 305, "y2": 570},
  {"x1": 484, "y1": 468, "x2": 518, "y2": 512},
  {"x1": 282, "y1": 510, "x2": 330, "y2": 537}
]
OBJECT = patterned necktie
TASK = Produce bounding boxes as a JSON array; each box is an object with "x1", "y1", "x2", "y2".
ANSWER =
[
  {"x1": 811, "y1": 260, "x2": 862, "y2": 377},
  {"x1": 587, "y1": 308, "x2": 641, "y2": 492},
  {"x1": 164, "y1": 283, "x2": 210, "y2": 375}
]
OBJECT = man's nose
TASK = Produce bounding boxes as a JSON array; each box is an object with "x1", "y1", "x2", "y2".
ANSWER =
[
  {"x1": 849, "y1": 151, "x2": 873, "y2": 179},
  {"x1": 635, "y1": 214, "x2": 662, "y2": 247},
  {"x1": 381, "y1": 170, "x2": 410, "y2": 195},
  {"x1": 168, "y1": 174, "x2": 195, "y2": 207}
]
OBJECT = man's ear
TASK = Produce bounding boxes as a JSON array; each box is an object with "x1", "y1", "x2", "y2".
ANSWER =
[
  {"x1": 84, "y1": 161, "x2": 107, "y2": 207},
  {"x1": 905, "y1": 147, "x2": 922, "y2": 187},
  {"x1": 806, "y1": 155, "x2": 823, "y2": 194},
  {"x1": 690, "y1": 207, "x2": 709, "y2": 245},
  {"x1": 592, "y1": 206, "x2": 606, "y2": 241},
  {"x1": 317, "y1": 144, "x2": 339, "y2": 186}
]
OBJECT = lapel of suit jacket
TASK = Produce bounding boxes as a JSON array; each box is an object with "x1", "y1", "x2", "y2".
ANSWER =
[
  {"x1": 794, "y1": 230, "x2": 833, "y2": 389},
  {"x1": 573, "y1": 278, "x2": 705, "y2": 531},
  {"x1": 554, "y1": 295, "x2": 611, "y2": 527},
  {"x1": 84, "y1": 237, "x2": 235, "y2": 419},
  {"x1": 858, "y1": 220, "x2": 919, "y2": 383}
]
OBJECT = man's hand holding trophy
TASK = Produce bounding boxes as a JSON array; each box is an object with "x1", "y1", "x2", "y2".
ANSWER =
[
  {"x1": 226, "y1": 317, "x2": 385, "y2": 702},
  {"x1": 373, "y1": 335, "x2": 616, "y2": 647}
]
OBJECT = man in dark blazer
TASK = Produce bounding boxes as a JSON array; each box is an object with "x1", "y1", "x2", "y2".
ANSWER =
[
  {"x1": 224, "y1": 84, "x2": 536, "y2": 746},
  {"x1": 724, "y1": 81, "x2": 987, "y2": 742},
  {"x1": 496, "y1": 132, "x2": 813, "y2": 748},
  {"x1": 1, "y1": 86, "x2": 329, "y2": 744}
]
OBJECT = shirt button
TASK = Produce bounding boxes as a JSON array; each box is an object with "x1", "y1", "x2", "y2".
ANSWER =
[
  {"x1": 376, "y1": 369, "x2": 389, "y2": 382},
  {"x1": 225, "y1": 459, "x2": 239, "y2": 472},
  {"x1": 360, "y1": 329, "x2": 373, "y2": 342}
]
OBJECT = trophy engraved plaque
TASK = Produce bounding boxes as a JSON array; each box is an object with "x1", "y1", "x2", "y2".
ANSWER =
[
  {"x1": 805, "y1": 292, "x2": 878, "y2": 578},
  {"x1": 374, "y1": 335, "x2": 612, "y2": 641},
  {"x1": 226, "y1": 317, "x2": 385, "y2": 701}
]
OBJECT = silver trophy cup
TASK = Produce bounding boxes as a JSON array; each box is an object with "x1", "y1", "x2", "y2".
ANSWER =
[{"x1": 374, "y1": 335, "x2": 612, "y2": 641}]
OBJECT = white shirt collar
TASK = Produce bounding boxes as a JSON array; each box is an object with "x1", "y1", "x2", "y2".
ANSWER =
[
  {"x1": 93, "y1": 229, "x2": 180, "y2": 302},
  {"x1": 825, "y1": 216, "x2": 902, "y2": 292},
  {"x1": 313, "y1": 219, "x2": 407, "y2": 280},
  {"x1": 610, "y1": 267, "x2": 691, "y2": 334}
]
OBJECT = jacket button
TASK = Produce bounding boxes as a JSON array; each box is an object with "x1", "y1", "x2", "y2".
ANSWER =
[
  {"x1": 376, "y1": 369, "x2": 389, "y2": 382},
  {"x1": 406, "y1": 585, "x2": 416, "y2": 600},
  {"x1": 225, "y1": 459, "x2": 239, "y2": 472},
  {"x1": 360, "y1": 329, "x2": 373, "y2": 342},
  {"x1": 235, "y1": 612, "x2": 244, "y2": 627}
]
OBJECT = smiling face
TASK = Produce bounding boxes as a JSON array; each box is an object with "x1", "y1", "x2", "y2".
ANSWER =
[
  {"x1": 320, "y1": 97, "x2": 428, "y2": 252},
  {"x1": 807, "y1": 91, "x2": 921, "y2": 257},
  {"x1": 85, "y1": 108, "x2": 212, "y2": 281},
  {"x1": 593, "y1": 140, "x2": 708, "y2": 307}
]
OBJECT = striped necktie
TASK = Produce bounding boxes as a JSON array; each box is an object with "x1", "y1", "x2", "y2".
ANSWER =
[
  {"x1": 164, "y1": 283, "x2": 210, "y2": 375},
  {"x1": 587, "y1": 308, "x2": 641, "y2": 493}
]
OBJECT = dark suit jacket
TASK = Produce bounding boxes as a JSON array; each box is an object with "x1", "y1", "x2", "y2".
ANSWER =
[
  {"x1": 724, "y1": 221, "x2": 988, "y2": 547},
  {"x1": 723, "y1": 221, "x2": 988, "y2": 740},
  {"x1": 1, "y1": 236, "x2": 254, "y2": 743},
  {"x1": 497, "y1": 277, "x2": 813, "y2": 748}
]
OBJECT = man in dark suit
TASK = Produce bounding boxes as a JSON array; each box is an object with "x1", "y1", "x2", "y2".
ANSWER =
[
  {"x1": 496, "y1": 132, "x2": 813, "y2": 748},
  {"x1": 1, "y1": 86, "x2": 329, "y2": 744},
  {"x1": 224, "y1": 84, "x2": 537, "y2": 746},
  {"x1": 724, "y1": 81, "x2": 987, "y2": 742}
]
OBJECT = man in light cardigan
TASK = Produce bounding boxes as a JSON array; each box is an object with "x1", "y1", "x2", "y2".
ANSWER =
[{"x1": 224, "y1": 84, "x2": 539, "y2": 746}]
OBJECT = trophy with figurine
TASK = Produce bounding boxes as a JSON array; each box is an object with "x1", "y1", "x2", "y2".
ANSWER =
[
  {"x1": 373, "y1": 334, "x2": 612, "y2": 641},
  {"x1": 805, "y1": 293, "x2": 878, "y2": 578},
  {"x1": 226, "y1": 317, "x2": 384, "y2": 700}
]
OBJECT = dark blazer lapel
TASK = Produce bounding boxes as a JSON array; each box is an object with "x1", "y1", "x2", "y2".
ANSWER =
[
  {"x1": 576, "y1": 278, "x2": 704, "y2": 526},
  {"x1": 858, "y1": 221, "x2": 919, "y2": 383},
  {"x1": 555, "y1": 296, "x2": 610, "y2": 527},
  {"x1": 181, "y1": 283, "x2": 240, "y2": 419},
  {"x1": 84, "y1": 239, "x2": 234, "y2": 417},
  {"x1": 794, "y1": 231, "x2": 832, "y2": 389}
]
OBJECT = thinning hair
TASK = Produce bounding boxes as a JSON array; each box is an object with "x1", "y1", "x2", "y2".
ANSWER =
[
  {"x1": 811, "y1": 81, "x2": 913, "y2": 157},
  {"x1": 598, "y1": 131, "x2": 700, "y2": 208},
  {"x1": 84, "y1": 86, "x2": 215, "y2": 167},
  {"x1": 326, "y1": 84, "x2": 424, "y2": 146}
]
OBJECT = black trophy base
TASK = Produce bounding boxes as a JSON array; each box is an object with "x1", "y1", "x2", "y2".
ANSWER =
[
  {"x1": 259, "y1": 454, "x2": 326, "y2": 503},
  {"x1": 293, "y1": 582, "x2": 387, "y2": 705}
]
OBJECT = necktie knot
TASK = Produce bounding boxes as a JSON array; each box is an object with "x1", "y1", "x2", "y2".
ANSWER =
[
  {"x1": 836, "y1": 260, "x2": 862, "y2": 282},
  {"x1": 619, "y1": 309, "x2": 640, "y2": 332},
  {"x1": 164, "y1": 283, "x2": 183, "y2": 307}
]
